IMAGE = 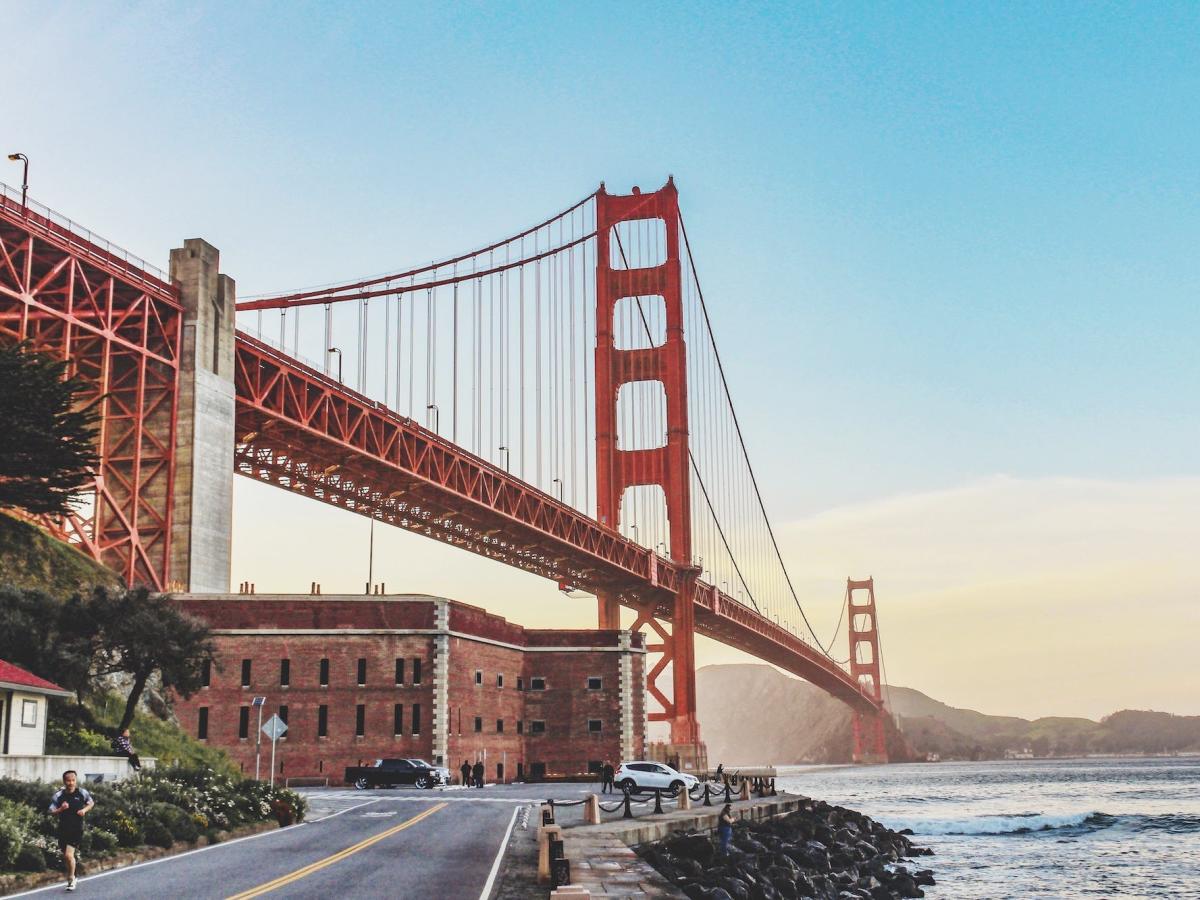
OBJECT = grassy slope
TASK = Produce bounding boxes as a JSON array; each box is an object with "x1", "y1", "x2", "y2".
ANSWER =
[
  {"x1": 0, "y1": 511, "x2": 120, "y2": 594},
  {"x1": 0, "y1": 511, "x2": 235, "y2": 774}
]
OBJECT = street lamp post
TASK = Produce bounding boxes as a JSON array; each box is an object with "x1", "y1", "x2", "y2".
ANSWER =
[
  {"x1": 552, "y1": 477, "x2": 563, "y2": 501},
  {"x1": 426, "y1": 403, "x2": 439, "y2": 434},
  {"x1": 252, "y1": 696, "x2": 267, "y2": 780},
  {"x1": 498, "y1": 446, "x2": 510, "y2": 472},
  {"x1": 6, "y1": 153, "x2": 28, "y2": 209},
  {"x1": 327, "y1": 347, "x2": 343, "y2": 383}
]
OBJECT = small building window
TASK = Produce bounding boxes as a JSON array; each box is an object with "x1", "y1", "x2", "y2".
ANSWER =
[
  {"x1": 280, "y1": 659, "x2": 291, "y2": 687},
  {"x1": 201, "y1": 659, "x2": 211, "y2": 688},
  {"x1": 355, "y1": 704, "x2": 366, "y2": 737},
  {"x1": 238, "y1": 706, "x2": 250, "y2": 739},
  {"x1": 412, "y1": 659, "x2": 422, "y2": 684},
  {"x1": 412, "y1": 703, "x2": 421, "y2": 734},
  {"x1": 357, "y1": 658, "x2": 367, "y2": 686},
  {"x1": 394, "y1": 704, "x2": 404, "y2": 735},
  {"x1": 395, "y1": 658, "x2": 405, "y2": 684},
  {"x1": 241, "y1": 659, "x2": 252, "y2": 688},
  {"x1": 517, "y1": 677, "x2": 524, "y2": 691},
  {"x1": 587, "y1": 760, "x2": 602, "y2": 774},
  {"x1": 319, "y1": 658, "x2": 330, "y2": 687},
  {"x1": 587, "y1": 676, "x2": 602, "y2": 691},
  {"x1": 475, "y1": 670, "x2": 482, "y2": 685},
  {"x1": 588, "y1": 719, "x2": 603, "y2": 733},
  {"x1": 496, "y1": 719, "x2": 504, "y2": 733},
  {"x1": 517, "y1": 720, "x2": 524, "y2": 735},
  {"x1": 279, "y1": 705, "x2": 289, "y2": 729},
  {"x1": 530, "y1": 720, "x2": 546, "y2": 734},
  {"x1": 497, "y1": 673, "x2": 504, "y2": 688},
  {"x1": 530, "y1": 677, "x2": 546, "y2": 691},
  {"x1": 20, "y1": 699, "x2": 37, "y2": 727},
  {"x1": 317, "y1": 705, "x2": 328, "y2": 737},
  {"x1": 474, "y1": 716, "x2": 483, "y2": 733},
  {"x1": 198, "y1": 707, "x2": 209, "y2": 740}
]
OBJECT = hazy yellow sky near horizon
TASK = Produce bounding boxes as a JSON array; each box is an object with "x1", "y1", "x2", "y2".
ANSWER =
[{"x1": 231, "y1": 472, "x2": 1197, "y2": 723}]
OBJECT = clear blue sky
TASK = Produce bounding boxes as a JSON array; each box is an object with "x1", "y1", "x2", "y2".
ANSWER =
[{"x1": 5, "y1": 2, "x2": 1198, "y2": 716}]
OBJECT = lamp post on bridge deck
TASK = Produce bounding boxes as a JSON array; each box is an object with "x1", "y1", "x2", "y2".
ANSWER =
[{"x1": 5, "y1": 153, "x2": 28, "y2": 208}]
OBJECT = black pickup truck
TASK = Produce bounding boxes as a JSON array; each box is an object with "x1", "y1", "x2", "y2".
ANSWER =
[{"x1": 344, "y1": 758, "x2": 447, "y2": 790}]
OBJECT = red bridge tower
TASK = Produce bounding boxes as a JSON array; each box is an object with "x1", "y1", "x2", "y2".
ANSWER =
[{"x1": 848, "y1": 577, "x2": 889, "y2": 763}]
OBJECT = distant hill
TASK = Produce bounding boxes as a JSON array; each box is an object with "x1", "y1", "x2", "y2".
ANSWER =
[{"x1": 696, "y1": 664, "x2": 1200, "y2": 763}]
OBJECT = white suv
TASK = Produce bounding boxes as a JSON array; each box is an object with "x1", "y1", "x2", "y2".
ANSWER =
[{"x1": 615, "y1": 761, "x2": 699, "y2": 793}]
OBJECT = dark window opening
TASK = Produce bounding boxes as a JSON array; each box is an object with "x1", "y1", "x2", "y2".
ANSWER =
[
  {"x1": 201, "y1": 659, "x2": 211, "y2": 688},
  {"x1": 588, "y1": 719, "x2": 603, "y2": 733},
  {"x1": 516, "y1": 720, "x2": 524, "y2": 735},
  {"x1": 497, "y1": 674, "x2": 504, "y2": 688},
  {"x1": 395, "y1": 658, "x2": 405, "y2": 684},
  {"x1": 530, "y1": 677, "x2": 546, "y2": 691},
  {"x1": 279, "y1": 705, "x2": 289, "y2": 727},
  {"x1": 496, "y1": 719, "x2": 504, "y2": 733},
  {"x1": 530, "y1": 720, "x2": 546, "y2": 734},
  {"x1": 319, "y1": 658, "x2": 330, "y2": 687},
  {"x1": 411, "y1": 703, "x2": 421, "y2": 734},
  {"x1": 394, "y1": 704, "x2": 404, "y2": 735},
  {"x1": 587, "y1": 760, "x2": 603, "y2": 773},
  {"x1": 530, "y1": 762, "x2": 546, "y2": 779},
  {"x1": 475, "y1": 670, "x2": 482, "y2": 685},
  {"x1": 280, "y1": 659, "x2": 291, "y2": 687},
  {"x1": 587, "y1": 676, "x2": 602, "y2": 691},
  {"x1": 355, "y1": 704, "x2": 366, "y2": 737},
  {"x1": 198, "y1": 707, "x2": 209, "y2": 740},
  {"x1": 474, "y1": 716, "x2": 483, "y2": 733},
  {"x1": 238, "y1": 706, "x2": 249, "y2": 739},
  {"x1": 517, "y1": 677, "x2": 524, "y2": 691},
  {"x1": 357, "y1": 658, "x2": 367, "y2": 686},
  {"x1": 241, "y1": 659, "x2": 252, "y2": 688},
  {"x1": 412, "y1": 659, "x2": 422, "y2": 684},
  {"x1": 317, "y1": 705, "x2": 328, "y2": 737}
]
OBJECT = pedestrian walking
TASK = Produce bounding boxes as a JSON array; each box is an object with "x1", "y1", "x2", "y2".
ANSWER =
[
  {"x1": 111, "y1": 728, "x2": 142, "y2": 771},
  {"x1": 472, "y1": 760, "x2": 484, "y2": 788},
  {"x1": 717, "y1": 803, "x2": 735, "y2": 855},
  {"x1": 601, "y1": 760, "x2": 615, "y2": 794},
  {"x1": 460, "y1": 759, "x2": 472, "y2": 786},
  {"x1": 49, "y1": 770, "x2": 94, "y2": 892}
]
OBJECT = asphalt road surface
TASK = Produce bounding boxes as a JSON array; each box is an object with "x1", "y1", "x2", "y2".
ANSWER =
[{"x1": 9, "y1": 784, "x2": 589, "y2": 900}]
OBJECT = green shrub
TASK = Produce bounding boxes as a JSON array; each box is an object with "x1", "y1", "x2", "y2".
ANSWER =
[
  {"x1": 85, "y1": 828, "x2": 118, "y2": 855},
  {"x1": 0, "y1": 816, "x2": 22, "y2": 869},
  {"x1": 143, "y1": 819, "x2": 173, "y2": 849},
  {"x1": 149, "y1": 802, "x2": 198, "y2": 843},
  {"x1": 14, "y1": 844, "x2": 46, "y2": 871},
  {"x1": 203, "y1": 827, "x2": 223, "y2": 845},
  {"x1": 104, "y1": 808, "x2": 143, "y2": 848}
]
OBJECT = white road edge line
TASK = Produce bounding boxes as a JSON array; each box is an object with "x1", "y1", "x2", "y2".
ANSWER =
[
  {"x1": 309, "y1": 797, "x2": 383, "y2": 822},
  {"x1": 5, "y1": 821, "x2": 309, "y2": 898},
  {"x1": 478, "y1": 804, "x2": 521, "y2": 900}
]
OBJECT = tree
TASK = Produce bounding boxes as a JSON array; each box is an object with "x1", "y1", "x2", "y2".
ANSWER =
[
  {"x1": 88, "y1": 587, "x2": 216, "y2": 732},
  {"x1": 0, "y1": 341, "x2": 99, "y2": 515},
  {"x1": 0, "y1": 585, "x2": 99, "y2": 700}
]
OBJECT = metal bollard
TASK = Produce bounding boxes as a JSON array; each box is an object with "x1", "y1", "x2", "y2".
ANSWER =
[
  {"x1": 623, "y1": 793, "x2": 634, "y2": 819},
  {"x1": 770, "y1": 777, "x2": 777, "y2": 796},
  {"x1": 653, "y1": 789, "x2": 663, "y2": 814},
  {"x1": 703, "y1": 783, "x2": 713, "y2": 807},
  {"x1": 724, "y1": 783, "x2": 732, "y2": 804}
]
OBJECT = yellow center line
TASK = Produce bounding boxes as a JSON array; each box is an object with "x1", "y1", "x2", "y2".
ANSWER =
[{"x1": 225, "y1": 802, "x2": 447, "y2": 899}]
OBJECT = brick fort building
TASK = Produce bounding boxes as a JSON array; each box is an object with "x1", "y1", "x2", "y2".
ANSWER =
[{"x1": 172, "y1": 594, "x2": 647, "y2": 784}]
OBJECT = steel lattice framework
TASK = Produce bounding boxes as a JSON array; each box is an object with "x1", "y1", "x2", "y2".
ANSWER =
[{"x1": 0, "y1": 192, "x2": 180, "y2": 589}]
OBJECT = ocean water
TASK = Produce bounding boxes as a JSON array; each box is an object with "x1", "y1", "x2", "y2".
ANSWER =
[{"x1": 776, "y1": 757, "x2": 1200, "y2": 899}]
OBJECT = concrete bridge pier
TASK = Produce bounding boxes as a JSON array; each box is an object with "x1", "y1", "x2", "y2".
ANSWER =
[{"x1": 167, "y1": 239, "x2": 236, "y2": 592}]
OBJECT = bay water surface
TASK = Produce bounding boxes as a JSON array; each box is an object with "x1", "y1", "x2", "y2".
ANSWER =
[{"x1": 776, "y1": 757, "x2": 1200, "y2": 898}]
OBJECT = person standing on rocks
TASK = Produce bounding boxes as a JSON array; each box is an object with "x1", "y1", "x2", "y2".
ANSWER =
[
  {"x1": 717, "y1": 803, "x2": 735, "y2": 855},
  {"x1": 601, "y1": 760, "x2": 615, "y2": 794},
  {"x1": 49, "y1": 770, "x2": 94, "y2": 892},
  {"x1": 460, "y1": 759, "x2": 472, "y2": 786},
  {"x1": 472, "y1": 759, "x2": 485, "y2": 788}
]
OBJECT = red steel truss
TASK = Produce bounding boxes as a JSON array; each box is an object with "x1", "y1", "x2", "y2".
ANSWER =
[
  {"x1": 0, "y1": 193, "x2": 181, "y2": 589},
  {"x1": 848, "y1": 578, "x2": 889, "y2": 762},
  {"x1": 234, "y1": 331, "x2": 881, "y2": 714}
]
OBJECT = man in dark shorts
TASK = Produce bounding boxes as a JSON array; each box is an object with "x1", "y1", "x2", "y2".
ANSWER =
[{"x1": 48, "y1": 770, "x2": 94, "y2": 892}]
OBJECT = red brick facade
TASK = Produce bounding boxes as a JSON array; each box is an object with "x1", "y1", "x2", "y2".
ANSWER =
[{"x1": 172, "y1": 594, "x2": 645, "y2": 784}]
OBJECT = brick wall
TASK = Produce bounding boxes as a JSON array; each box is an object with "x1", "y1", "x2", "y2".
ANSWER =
[{"x1": 172, "y1": 594, "x2": 646, "y2": 784}]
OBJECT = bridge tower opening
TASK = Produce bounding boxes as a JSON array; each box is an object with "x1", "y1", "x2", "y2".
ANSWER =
[
  {"x1": 594, "y1": 178, "x2": 704, "y2": 766},
  {"x1": 848, "y1": 577, "x2": 889, "y2": 763}
]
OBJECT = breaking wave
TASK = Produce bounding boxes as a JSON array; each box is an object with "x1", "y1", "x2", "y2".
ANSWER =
[{"x1": 890, "y1": 811, "x2": 1115, "y2": 835}]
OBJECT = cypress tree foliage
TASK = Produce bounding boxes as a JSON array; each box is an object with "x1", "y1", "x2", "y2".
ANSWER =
[{"x1": 0, "y1": 341, "x2": 99, "y2": 515}]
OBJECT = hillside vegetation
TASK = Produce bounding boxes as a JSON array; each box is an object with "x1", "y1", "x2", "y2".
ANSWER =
[
  {"x1": 0, "y1": 511, "x2": 119, "y2": 595},
  {"x1": 697, "y1": 664, "x2": 1200, "y2": 763}
]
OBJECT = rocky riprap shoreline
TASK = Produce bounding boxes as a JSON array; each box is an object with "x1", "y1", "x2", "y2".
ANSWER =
[{"x1": 635, "y1": 798, "x2": 936, "y2": 900}]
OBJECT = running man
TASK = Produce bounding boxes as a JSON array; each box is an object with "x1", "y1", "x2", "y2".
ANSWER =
[{"x1": 49, "y1": 770, "x2": 94, "y2": 892}]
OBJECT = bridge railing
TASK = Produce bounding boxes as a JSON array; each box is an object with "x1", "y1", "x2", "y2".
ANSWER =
[{"x1": 0, "y1": 180, "x2": 172, "y2": 290}]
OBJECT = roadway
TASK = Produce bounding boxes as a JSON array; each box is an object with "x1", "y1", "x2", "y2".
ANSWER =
[{"x1": 9, "y1": 784, "x2": 593, "y2": 900}]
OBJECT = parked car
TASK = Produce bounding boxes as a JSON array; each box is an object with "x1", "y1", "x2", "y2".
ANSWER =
[
  {"x1": 615, "y1": 761, "x2": 699, "y2": 794},
  {"x1": 344, "y1": 758, "x2": 447, "y2": 789}
]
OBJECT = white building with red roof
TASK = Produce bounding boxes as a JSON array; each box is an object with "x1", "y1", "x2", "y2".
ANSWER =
[{"x1": 0, "y1": 659, "x2": 72, "y2": 758}]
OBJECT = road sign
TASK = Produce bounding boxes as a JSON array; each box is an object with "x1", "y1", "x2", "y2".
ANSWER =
[{"x1": 261, "y1": 714, "x2": 288, "y2": 740}]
